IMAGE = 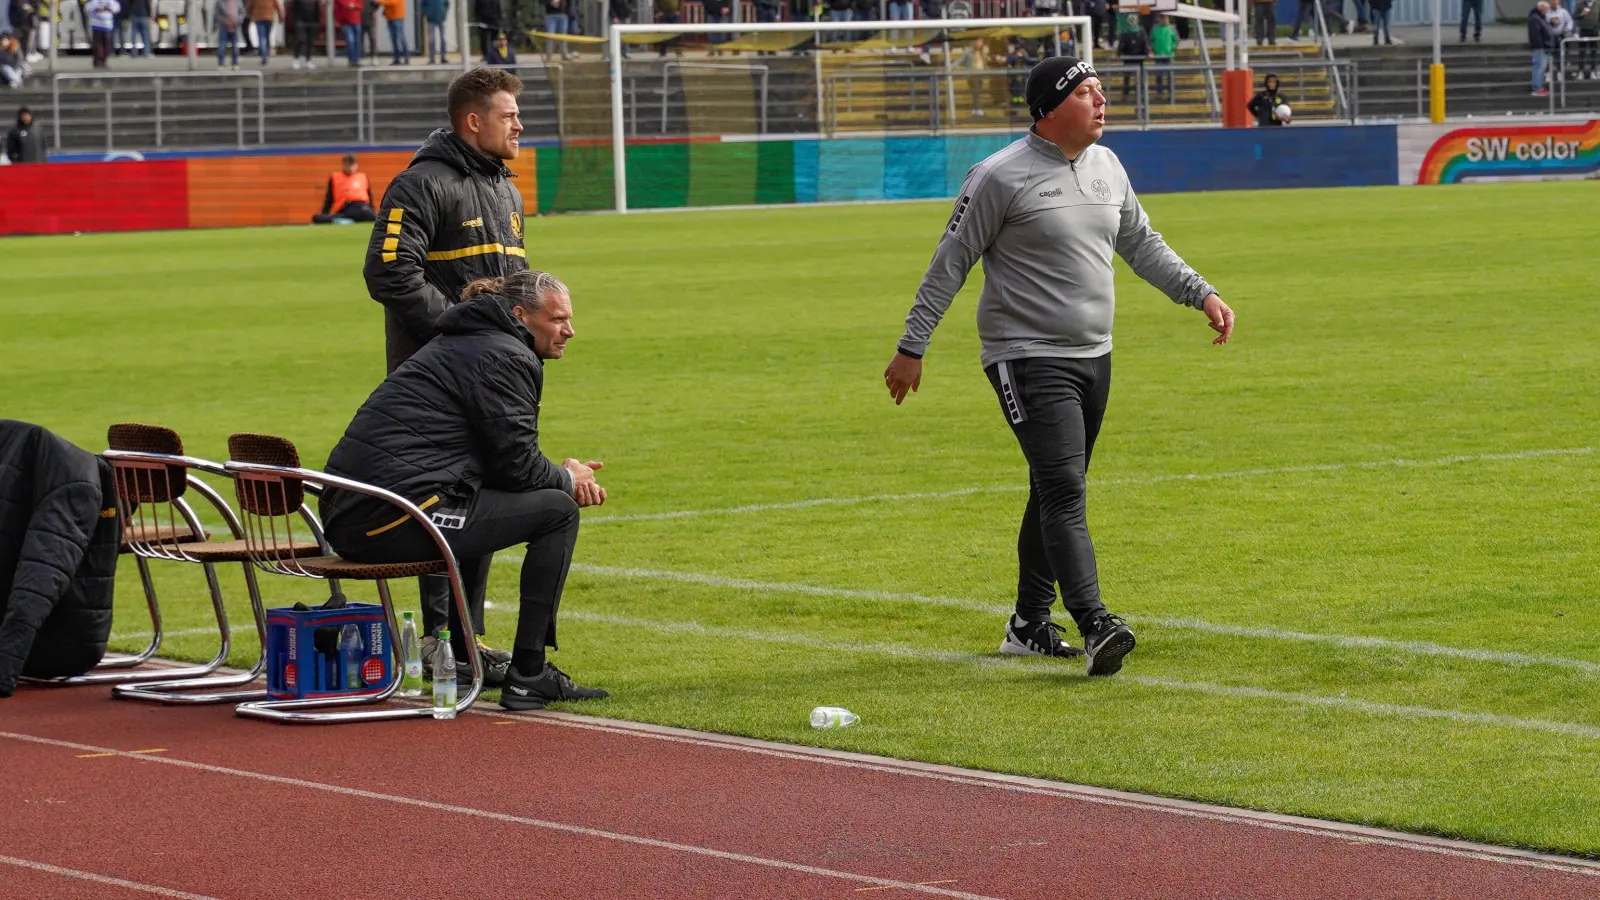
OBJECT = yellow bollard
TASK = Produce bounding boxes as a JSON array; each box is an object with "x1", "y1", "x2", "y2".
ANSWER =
[{"x1": 1429, "y1": 63, "x2": 1446, "y2": 123}]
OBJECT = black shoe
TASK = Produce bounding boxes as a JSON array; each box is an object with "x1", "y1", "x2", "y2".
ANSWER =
[
  {"x1": 420, "y1": 636, "x2": 510, "y2": 688},
  {"x1": 999, "y1": 614, "x2": 1084, "y2": 659},
  {"x1": 499, "y1": 663, "x2": 609, "y2": 711},
  {"x1": 1082, "y1": 612, "x2": 1136, "y2": 677}
]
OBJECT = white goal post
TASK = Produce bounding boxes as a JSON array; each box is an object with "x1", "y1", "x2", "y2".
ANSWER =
[{"x1": 605, "y1": 7, "x2": 1240, "y2": 214}]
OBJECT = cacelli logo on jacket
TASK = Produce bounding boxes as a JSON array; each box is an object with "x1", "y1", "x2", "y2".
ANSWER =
[
  {"x1": 1039, "y1": 187, "x2": 1064, "y2": 198},
  {"x1": 461, "y1": 216, "x2": 484, "y2": 227}
]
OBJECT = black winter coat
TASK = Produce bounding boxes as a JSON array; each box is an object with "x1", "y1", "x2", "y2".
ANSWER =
[
  {"x1": 0, "y1": 421, "x2": 119, "y2": 697},
  {"x1": 319, "y1": 293, "x2": 572, "y2": 535},
  {"x1": 363, "y1": 129, "x2": 529, "y2": 373}
]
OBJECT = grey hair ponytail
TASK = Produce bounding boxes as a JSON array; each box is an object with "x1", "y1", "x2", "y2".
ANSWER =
[{"x1": 457, "y1": 269, "x2": 569, "y2": 310}]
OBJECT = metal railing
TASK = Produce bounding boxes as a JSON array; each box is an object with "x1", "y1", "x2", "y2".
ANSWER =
[
  {"x1": 51, "y1": 70, "x2": 265, "y2": 151},
  {"x1": 353, "y1": 63, "x2": 566, "y2": 143},
  {"x1": 1557, "y1": 36, "x2": 1600, "y2": 113}
]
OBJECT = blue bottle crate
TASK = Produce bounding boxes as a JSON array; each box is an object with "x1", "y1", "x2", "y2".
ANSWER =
[{"x1": 265, "y1": 603, "x2": 395, "y2": 700}]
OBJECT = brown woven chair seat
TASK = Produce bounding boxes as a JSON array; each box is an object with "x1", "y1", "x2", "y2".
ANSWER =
[
  {"x1": 120, "y1": 523, "x2": 207, "y2": 554},
  {"x1": 292, "y1": 556, "x2": 446, "y2": 580},
  {"x1": 178, "y1": 539, "x2": 325, "y2": 563}
]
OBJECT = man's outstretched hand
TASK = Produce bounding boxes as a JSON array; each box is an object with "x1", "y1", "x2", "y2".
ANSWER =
[
  {"x1": 1202, "y1": 294, "x2": 1234, "y2": 345},
  {"x1": 563, "y1": 459, "x2": 607, "y2": 507},
  {"x1": 884, "y1": 352, "x2": 923, "y2": 405}
]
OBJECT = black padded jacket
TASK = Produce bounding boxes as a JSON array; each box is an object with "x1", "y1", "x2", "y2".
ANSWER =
[
  {"x1": 363, "y1": 129, "x2": 529, "y2": 373},
  {"x1": 0, "y1": 421, "x2": 119, "y2": 696},
  {"x1": 318, "y1": 293, "x2": 572, "y2": 536}
]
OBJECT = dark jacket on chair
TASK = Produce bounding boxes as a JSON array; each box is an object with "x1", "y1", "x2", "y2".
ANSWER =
[
  {"x1": 0, "y1": 421, "x2": 119, "y2": 697},
  {"x1": 319, "y1": 292, "x2": 573, "y2": 537},
  {"x1": 363, "y1": 128, "x2": 529, "y2": 374}
]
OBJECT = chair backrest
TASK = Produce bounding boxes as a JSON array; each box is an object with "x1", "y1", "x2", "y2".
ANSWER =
[
  {"x1": 105, "y1": 423, "x2": 207, "y2": 561},
  {"x1": 227, "y1": 433, "x2": 323, "y2": 577}
]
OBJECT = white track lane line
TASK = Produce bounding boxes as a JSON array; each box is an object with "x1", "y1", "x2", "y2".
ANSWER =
[
  {"x1": 0, "y1": 854, "x2": 225, "y2": 900},
  {"x1": 558, "y1": 609, "x2": 1600, "y2": 741},
  {"x1": 582, "y1": 447, "x2": 1594, "y2": 524},
  {"x1": 542, "y1": 562, "x2": 1600, "y2": 676},
  {"x1": 0, "y1": 732, "x2": 1002, "y2": 900}
]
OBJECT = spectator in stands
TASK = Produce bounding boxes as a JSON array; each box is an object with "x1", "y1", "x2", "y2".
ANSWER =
[
  {"x1": 248, "y1": 0, "x2": 283, "y2": 64},
  {"x1": 611, "y1": 0, "x2": 634, "y2": 58},
  {"x1": 1251, "y1": 0, "x2": 1275, "y2": 45},
  {"x1": 475, "y1": 0, "x2": 503, "y2": 61},
  {"x1": 320, "y1": 270, "x2": 609, "y2": 711},
  {"x1": 487, "y1": 30, "x2": 515, "y2": 63},
  {"x1": 84, "y1": 0, "x2": 118, "y2": 68},
  {"x1": 216, "y1": 0, "x2": 244, "y2": 66},
  {"x1": 1530, "y1": 1, "x2": 1554, "y2": 95},
  {"x1": 377, "y1": 0, "x2": 408, "y2": 63},
  {"x1": 1549, "y1": 0, "x2": 1575, "y2": 76},
  {"x1": 705, "y1": 0, "x2": 731, "y2": 55},
  {"x1": 288, "y1": 0, "x2": 319, "y2": 68},
  {"x1": 0, "y1": 37, "x2": 22, "y2": 89},
  {"x1": 1290, "y1": 0, "x2": 1315, "y2": 40},
  {"x1": 313, "y1": 153, "x2": 376, "y2": 222},
  {"x1": 1151, "y1": 13, "x2": 1176, "y2": 99},
  {"x1": 1369, "y1": 0, "x2": 1390, "y2": 43},
  {"x1": 1114, "y1": 11, "x2": 1148, "y2": 100},
  {"x1": 361, "y1": 0, "x2": 378, "y2": 57},
  {"x1": 826, "y1": 0, "x2": 851, "y2": 46},
  {"x1": 421, "y1": 0, "x2": 448, "y2": 62},
  {"x1": 4, "y1": 107, "x2": 44, "y2": 160},
  {"x1": 1578, "y1": 0, "x2": 1598, "y2": 79},
  {"x1": 542, "y1": 0, "x2": 572, "y2": 59},
  {"x1": 1459, "y1": 0, "x2": 1482, "y2": 42},
  {"x1": 335, "y1": 0, "x2": 363, "y2": 63},
  {"x1": 1320, "y1": 0, "x2": 1347, "y2": 36},
  {"x1": 653, "y1": 0, "x2": 680, "y2": 57},
  {"x1": 122, "y1": 0, "x2": 150, "y2": 55},
  {"x1": 1247, "y1": 72, "x2": 1285, "y2": 125},
  {"x1": 1006, "y1": 40, "x2": 1036, "y2": 105},
  {"x1": 13, "y1": 0, "x2": 38, "y2": 63}
]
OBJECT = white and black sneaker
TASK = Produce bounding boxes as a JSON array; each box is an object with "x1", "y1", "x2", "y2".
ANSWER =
[
  {"x1": 999, "y1": 614, "x2": 1085, "y2": 659},
  {"x1": 499, "y1": 663, "x2": 609, "y2": 711},
  {"x1": 1082, "y1": 612, "x2": 1136, "y2": 677},
  {"x1": 421, "y1": 636, "x2": 511, "y2": 688}
]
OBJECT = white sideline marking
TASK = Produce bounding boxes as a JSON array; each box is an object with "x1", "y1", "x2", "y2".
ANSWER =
[
  {"x1": 0, "y1": 854, "x2": 224, "y2": 900},
  {"x1": 560, "y1": 609, "x2": 1600, "y2": 741},
  {"x1": 485, "y1": 712, "x2": 1600, "y2": 878},
  {"x1": 0, "y1": 732, "x2": 1002, "y2": 900},
  {"x1": 546, "y1": 562, "x2": 1600, "y2": 677},
  {"x1": 583, "y1": 447, "x2": 1593, "y2": 524}
]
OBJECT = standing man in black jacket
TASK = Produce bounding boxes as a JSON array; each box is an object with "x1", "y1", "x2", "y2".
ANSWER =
[
  {"x1": 321, "y1": 272, "x2": 608, "y2": 710},
  {"x1": 362, "y1": 65, "x2": 530, "y2": 680}
]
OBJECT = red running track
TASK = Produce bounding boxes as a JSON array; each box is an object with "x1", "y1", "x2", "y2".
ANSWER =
[{"x1": 3, "y1": 684, "x2": 1599, "y2": 900}]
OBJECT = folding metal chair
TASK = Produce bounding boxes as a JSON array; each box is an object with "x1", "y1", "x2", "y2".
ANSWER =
[
  {"x1": 25, "y1": 424, "x2": 256, "y2": 689},
  {"x1": 224, "y1": 433, "x2": 483, "y2": 724}
]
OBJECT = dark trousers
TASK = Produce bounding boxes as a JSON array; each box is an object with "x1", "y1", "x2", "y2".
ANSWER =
[
  {"x1": 985, "y1": 355, "x2": 1112, "y2": 634},
  {"x1": 294, "y1": 21, "x2": 317, "y2": 59},
  {"x1": 1290, "y1": 0, "x2": 1315, "y2": 37},
  {"x1": 311, "y1": 200, "x2": 376, "y2": 223},
  {"x1": 91, "y1": 28, "x2": 112, "y2": 66},
  {"x1": 330, "y1": 488, "x2": 580, "y2": 660},
  {"x1": 1458, "y1": 0, "x2": 1481, "y2": 39},
  {"x1": 1253, "y1": 2, "x2": 1276, "y2": 43}
]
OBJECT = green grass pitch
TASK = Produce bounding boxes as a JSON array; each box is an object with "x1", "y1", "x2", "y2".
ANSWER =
[{"x1": 3, "y1": 181, "x2": 1598, "y2": 855}]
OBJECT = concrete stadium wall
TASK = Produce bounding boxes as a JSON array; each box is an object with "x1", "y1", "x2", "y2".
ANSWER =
[{"x1": 5, "y1": 119, "x2": 1593, "y2": 236}]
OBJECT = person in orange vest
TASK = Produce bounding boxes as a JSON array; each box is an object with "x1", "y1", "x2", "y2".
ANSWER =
[
  {"x1": 376, "y1": 0, "x2": 409, "y2": 64},
  {"x1": 312, "y1": 153, "x2": 377, "y2": 222}
]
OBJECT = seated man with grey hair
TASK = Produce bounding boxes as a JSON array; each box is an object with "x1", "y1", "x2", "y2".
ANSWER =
[{"x1": 320, "y1": 269, "x2": 610, "y2": 710}]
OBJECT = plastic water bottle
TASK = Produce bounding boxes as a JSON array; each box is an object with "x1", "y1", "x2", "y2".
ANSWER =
[
  {"x1": 432, "y1": 628, "x2": 457, "y2": 720},
  {"x1": 810, "y1": 706, "x2": 859, "y2": 729},
  {"x1": 398, "y1": 612, "x2": 423, "y2": 698},
  {"x1": 339, "y1": 624, "x2": 363, "y2": 690}
]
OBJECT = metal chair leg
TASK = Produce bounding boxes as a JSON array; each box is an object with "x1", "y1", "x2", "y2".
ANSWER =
[
  {"x1": 235, "y1": 575, "x2": 485, "y2": 724},
  {"x1": 89, "y1": 556, "x2": 165, "y2": 670},
  {"x1": 113, "y1": 561, "x2": 271, "y2": 704}
]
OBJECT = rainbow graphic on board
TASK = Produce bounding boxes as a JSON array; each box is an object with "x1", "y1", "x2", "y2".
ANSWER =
[{"x1": 1417, "y1": 120, "x2": 1600, "y2": 184}]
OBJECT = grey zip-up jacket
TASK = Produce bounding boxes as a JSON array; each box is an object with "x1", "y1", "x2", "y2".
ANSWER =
[{"x1": 899, "y1": 131, "x2": 1216, "y2": 368}]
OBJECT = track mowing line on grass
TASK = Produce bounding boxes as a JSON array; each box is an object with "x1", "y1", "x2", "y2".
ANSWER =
[
  {"x1": 0, "y1": 732, "x2": 1006, "y2": 900},
  {"x1": 559, "y1": 610, "x2": 1600, "y2": 741},
  {"x1": 550, "y1": 561, "x2": 1600, "y2": 676},
  {"x1": 0, "y1": 854, "x2": 224, "y2": 900},
  {"x1": 582, "y1": 446, "x2": 1594, "y2": 524}
]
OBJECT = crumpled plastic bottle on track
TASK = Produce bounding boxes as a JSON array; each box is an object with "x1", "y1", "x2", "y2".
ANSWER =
[{"x1": 810, "y1": 706, "x2": 859, "y2": 729}]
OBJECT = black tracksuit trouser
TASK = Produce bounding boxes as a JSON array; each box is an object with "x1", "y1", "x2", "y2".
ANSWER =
[
  {"x1": 329, "y1": 488, "x2": 580, "y2": 660},
  {"x1": 986, "y1": 355, "x2": 1112, "y2": 635}
]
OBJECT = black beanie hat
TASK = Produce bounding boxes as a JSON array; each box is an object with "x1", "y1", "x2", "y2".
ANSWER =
[{"x1": 1024, "y1": 57, "x2": 1098, "y2": 121}]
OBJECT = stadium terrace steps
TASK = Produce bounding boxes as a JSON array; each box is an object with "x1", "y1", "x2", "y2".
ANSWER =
[{"x1": 1344, "y1": 42, "x2": 1600, "y2": 118}]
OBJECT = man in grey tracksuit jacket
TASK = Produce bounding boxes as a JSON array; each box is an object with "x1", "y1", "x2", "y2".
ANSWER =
[{"x1": 885, "y1": 56, "x2": 1235, "y2": 677}]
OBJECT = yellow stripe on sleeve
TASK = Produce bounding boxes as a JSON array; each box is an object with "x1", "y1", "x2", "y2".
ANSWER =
[
  {"x1": 386, "y1": 222, "x2": 402, "y2": 235},
  {"x1": 388, "y1": 207, "x2": 404, "y2": 222},
  {"x1": 382, "y1": 252, "x2": 397, "y2": 263},
  {"x1": 382, "y1": 237, "x2": 399, "y2": 251}
]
